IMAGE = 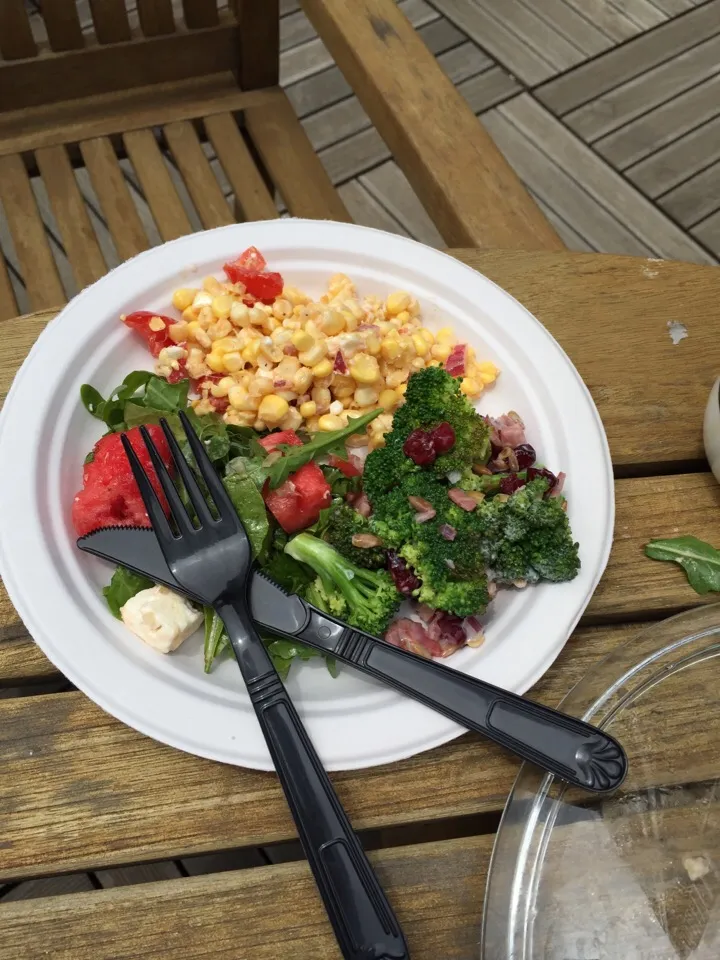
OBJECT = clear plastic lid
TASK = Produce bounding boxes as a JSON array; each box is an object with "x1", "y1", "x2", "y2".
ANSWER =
[{"x1": 482, "y1": 605, "x2": 720, "y2": 960}]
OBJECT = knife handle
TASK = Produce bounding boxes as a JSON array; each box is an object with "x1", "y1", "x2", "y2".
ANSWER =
[
  {"x1": 298, "y1": 612, "x2": 626, "y2": 793},
  {"x1": 218, "y1": 603, "x2": 408, "y2": 960}
]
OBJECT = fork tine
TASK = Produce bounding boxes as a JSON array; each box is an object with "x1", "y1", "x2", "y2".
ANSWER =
[
  {"x1": 178, "y1": 410, "x2": 234, "y2": 517},
  {"x1": 139, "y1": 425, "x2": 194, "y2": 536},
  {"x1": 121, "y1": 434, "x2": 175, "y2": 541},
  {"x1": 158, "y1": 419, "x2": 215, "y2": 528}
]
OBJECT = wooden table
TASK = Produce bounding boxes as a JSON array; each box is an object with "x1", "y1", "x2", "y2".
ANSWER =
[{"x1": 1, "y1": 250, "x2": 719, "y2": 959}]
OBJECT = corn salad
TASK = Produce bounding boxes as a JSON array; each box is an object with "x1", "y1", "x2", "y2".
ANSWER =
[{"x1": 155, "y1": 273, "x2": 499, "y2": 450}]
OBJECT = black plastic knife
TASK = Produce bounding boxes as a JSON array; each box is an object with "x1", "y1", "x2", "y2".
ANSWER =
[{"x1": 78, "y1": 525, "x2": 628, "y2": 792}]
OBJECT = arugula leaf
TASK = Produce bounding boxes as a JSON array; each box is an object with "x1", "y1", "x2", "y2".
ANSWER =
[
  {"x1": 80, "y1": 384, "x2": 106, "y2": 419},
  {"x1": 645, "y1": 536, "x2": 720, "y2": 594},
  {"x1": 320, "y1": 465, "x2": 362, "y2": 499},
  {"x1": 204, "y1": 607, "x2": 229, "y2": 673},
  {"x1": 103, "y1": 566, "x2": 154, "y2": 619},
  {"x1": 226, "y1": 454, "x2": 269, "y2": 491},
  {"x1": 144, "y1": 376, "x2": 190, "y2": 413},
  {"x1": 260, "y1": 550, "x2": 314, "y2": 595},
  {"x1": 223, "y1": 473, "x2": 271, "y2": 560},
  {"x1": 265, "y1": 409, "x2": 380, "y2": 489}
]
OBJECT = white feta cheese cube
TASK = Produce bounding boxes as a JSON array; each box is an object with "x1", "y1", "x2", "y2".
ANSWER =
[{"x1": 120, "y1": 585, "x2": 203, "y2": 654}]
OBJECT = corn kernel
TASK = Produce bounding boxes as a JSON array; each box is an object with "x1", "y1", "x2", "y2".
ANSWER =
[
  {"x1": 172, "y1": 288, "x2": 197, "y2": 311},
  {"x1": 206, "y1": 352, "x2": 225, "y2": 374},
  {"x1": 395, "y1": 310, "x2": 411, "y2": 325},
  {"x1": 293, "y1": 367, "x2": 313, "y2": 393},
  {"x1": 385, "y1": 368, "x2": 409, "y2": 388},
  {"x1": 328, "y1": 273, "x2": 351, "y2": 296},
  {"x1": 318, "y1": 414, "x2": 344, "y2": 431},
  {"x1": 349, "y1": 353, "x2": 380, "y2": 384},
  {"x1": 283, "y1": 286, "x2": 309, "y2": 307},
  {"x1": 210, "y1": 377, "x2": 235, "y2": 399},
  {"x1": 299, "y1": 400, "x2": 317, "y2": 418},
  {"x1": 272, "y1": 299, "x2": 292, "y2": 320},
  {"x1": 312, "y1": 358, "x2": 333, "y2": 379},
  {"x1": 412, "y1": 334, "x2": 429, "y2": 357},
  {"x1": 202, "y1": 276, "x2": 223, "y2": 296},
  {"x1": 461, "y1": 377, "x2": 480, "y2": 396},
  {"x1": 366, "y1": 334, "x2": 381, "y2": 356},
  {"x1": 291, "y1": 329, "x2": 314, "y2": 352},
  {"x1": 396, "y1": 382, "x2": 408, "y2": 397},
  {"x1": 386, "y1": 291, "x2": 411, "y2": 316},
  {"x1": 242, "y1": 341, "x2": 261, "y2": 364},
  {"x1": 275, "y1": 355, "x2": 300, "y2": 378},
  {"x1": 187, "y1": 322, "x2": 211, "y2": 349},
  {"x1": 259, "y1": 394, "x2": 289, "y2": 424},
  {"x1": 249, "y1": 374, "x2": 274, "y2": 397},
  {"x1": 168, "y1": 322, "x2": 189, "y2": 344},
  {"x1": 209, "y1": 295, "x2": 231, "y2": 319},
  {"x1": 181, "y1": 306, "x2": 197, "y2": 323},
  {"x1": 298, "y1": 342, "x2": 328, "y2": 367},
  {"x1": 223, "y1": 352, "x2": 243, "y2": 373},
  {"x1": 329, "y1": 399, "x2": 344, "y2": 416},
  {"x1": 208, "y1": 319, "x2": 233, "y2": 341},
  {"x1": 230, "y1": 302, "x2": 251, "y2": 327},
  {"x1": 378, "y1": 388, "x2": 398, "y2": 410},
  {"x1": 435, "y1": 327, "x2": 455, "y2": 345},
  {"x1": 192, "y1": 291, "x2": 213, "y2": 310},
  {"x1": 431, "y1": 343, "x2": 452, "y2": 362},
  {"x1": 248, "y1": 306, "x2": 266, "y2": 326},
  {"x1": 311, "y1": 385, "x2": 331, "y2": 411},
  {"x1": 354, "y1": 385, "x2": 379, "y2": 407},
  {"x1": 320, "y1": 309, "x2": 345, "y2": 336},
  {"x1": 408, "y1": 298, "x2": 420, "y2": 318},
  {"x1": 411, "y1": 356, "x2": 425, "y2": 370},
  {"x1": 381, "y1": 338, "x2": 401, "y2": 362},
  {"x1": 419, "y1": 328, "x2": 434, "y2": 345}
]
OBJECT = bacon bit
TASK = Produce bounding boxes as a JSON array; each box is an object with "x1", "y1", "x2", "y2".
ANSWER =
[
  {"x1": 439, "y1": 524, "x2": 457, "y2": 541},
  {"x1": 273, "y1": 378, "x2": 289, "y2": 388},
  {"x1": 445, "y1": 343, "x2": 467, "y2": 377},
  {"x1": 283, "y1": 344, "x2": 299, "y2": 356},
  {"x1": 408, "y1": 495, "x2": 434, "y2": 512},
  {"x1": 385, "y1": 619, "x2": 440, "y2": 658},
  {"x1": 415, "y1": 510, "x2": 436, "y2": 524},
  {"x1": 351, "y1": 533, "x2": 383, "y2": 548},
  {"x1": 417, "y1": 603, "x2": 435, "y2": 623},
  {"x1": 354, "y1": 492, "x2": 372, "y2": 518},
  {"x1": 448, "y1": 487, "x2": 478, "y2": 511},
  {"x1": 465, "y1": 615, "x2": 483, "y2": 633},
  {"x1": 426, "y1": 612, "x2": 467, "y2": 657},
  {"x1": 473, "y1": 464, "x2": 493, "y2": 476},
  {"x1": 490, "y1": 413, "x2": 526, "y2": 450},
  {"x1": 333, "y1": 350, "x2": 348, "y2": 374}
]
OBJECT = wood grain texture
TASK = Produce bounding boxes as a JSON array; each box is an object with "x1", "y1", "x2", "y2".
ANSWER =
[
  {"x1": 204, "y1": 112, "x2": 279, "y2": 221},
  {"x1": 0, "y1": 834, "x2": 493, "y2": 959},
  {"x1": 137, "y1": 0, "x2": 176, "y2": 36},
  {"x1": 0, "y1": 77, "x2": 273, "y2": 159},
  {"x1": 245, "y1": 89, "x2": 351, "y2": 221},
  {"x1": 238, "y1": 0, "x2": 280, "y2": 89},
  {"x1": 181, "y1": 0, "x2": 220, "y2": 29},
  {"x1": 302, "y1": 0, "x2": 564, "y2": 251},
  {"x1": 0, "y1": 636, "x2": 57, "y2": 686},
  {"x1": 0, "y1": 0, "x2": 37, "y2": 59},
  {"x1": 0, "y1": 253, "x2": 18, "y2": 322},
  {"x1": 0, "y1": 156, "x2": 65, "y2": 311},
  {"x1": 0, "y1": 24, "x2": 241, "y2": 112},
  {"x1": 41, "y1": 0, "x2": 85, "y2": 51},
  {"x1": 80, "y1": 138, "x2": 150, "y2": 262},
  {"x1": 163, "y1": 121, "x2": 234, "y2": 228},
  {"x1": 123, "y1": 129, "x2": 193, "y2": 241},
  {"x1": 87, "y1": 0, "x2": 132, "y2": 43},
  {"x1": 35, "y1": 145, "x2": 108, "y2": 289}
]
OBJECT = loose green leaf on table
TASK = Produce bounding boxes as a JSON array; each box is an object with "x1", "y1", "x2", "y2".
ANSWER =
[
  {"x1": 103, "y1": 566, "x2": 154, "y2": 619},
  {"x1": 645, "y1": 536, "x2": 720, "y2": 594}
]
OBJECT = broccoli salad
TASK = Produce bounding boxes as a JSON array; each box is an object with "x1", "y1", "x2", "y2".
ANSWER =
[{"x1": 72, "y1": 247, "x2": 579, "y2": 675}]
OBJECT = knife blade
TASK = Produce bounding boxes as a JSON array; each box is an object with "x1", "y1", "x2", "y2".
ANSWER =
[{"x1": 78, "y1": 526, "x2": 311, "y2": 637}]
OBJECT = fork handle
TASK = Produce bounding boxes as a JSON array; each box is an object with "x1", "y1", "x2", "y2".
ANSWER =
[{"x1": 218, "y1": 603, "x2": 409, "y2": 960}]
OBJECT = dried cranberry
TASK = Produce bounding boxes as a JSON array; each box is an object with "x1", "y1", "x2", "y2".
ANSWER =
[
  {"x1": 403, "y1": 429, "x2": 437, "y2": 466},
  {"x1": 431, "y1": 422, "x2": 455, "y2": 455},
  {"x1": 499, "y1": 473, "x2": 526, "y2": 495},
  {"x1": 514, "y1": 443, "x2": 536, "y2": 470},
  {"x1": 490, "y1": 440, "x2": 503, "y2": 460},
  {"x1": 527, "y1": 465, "x2": 557, "y2": 495},
  {"x1": 387, "y1": 551, "x2": 421, "y2": 595}
]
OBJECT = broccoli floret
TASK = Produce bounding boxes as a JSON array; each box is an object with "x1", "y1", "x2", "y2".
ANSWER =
[
  {"x1": 474, "y1": 480, "x2": 580, "y2": 584},
  {"x1": 389, "y1": 366, "x2": 491, "y2": 474},
  {"x1": 323, "y1": 503, "x2": 386, "y2": 569},
  {"x1": 369, "y1": 471, "x2": 450, "y2": 548},
  {"x1": 285, "y1": 533, "x2": 402, "y2": 637},
  {"x1": 399, "y1": 539, "x2": 490, "y2": 617},
  {"x1": 362, "y1": 437, "x2": 419, "y2": 502}
]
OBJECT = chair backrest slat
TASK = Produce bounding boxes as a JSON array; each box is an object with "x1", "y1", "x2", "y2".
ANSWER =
[
  {"x1": 88, "y1": 0, "x2": 133, "y2": 44},
  {"x1": 0, "y1": 0, "x2": 38, "y2": 60},
  {"x1": 182, "y1": 0, "x2": 220, "y2": 29},
  {"x1": 42, "y1": 0, "x2": 85, "y2": 52},
  {"x1": 136, "y1": 0, "x2": 177, "y2": 37}
]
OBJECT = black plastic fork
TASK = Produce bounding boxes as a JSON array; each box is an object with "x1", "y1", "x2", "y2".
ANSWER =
[{"x1": 122, "y1": 412, "x2": 409, "y2": 960}]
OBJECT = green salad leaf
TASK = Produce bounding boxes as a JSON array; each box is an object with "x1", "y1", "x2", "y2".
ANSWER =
[
  {"x1": 203, "y1": 607, "x2": 229, "y2": 673},
  {"x1": 103, "y1": 567, "x2": 154, "y2": 619},
  {"x1": 265, "y1": 409, "x2": 380, "y2": 489},
  {"x1": 223, "y1": 473, "x2": 271, "y2": 561},
  {"x1": 645, "y1": 536, "x2": 720, "y2": 594}
]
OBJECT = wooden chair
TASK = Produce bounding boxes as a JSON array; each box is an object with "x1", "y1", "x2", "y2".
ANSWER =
[{"x1": 0, "y1": 0, "x2": 563, "y2": 322}]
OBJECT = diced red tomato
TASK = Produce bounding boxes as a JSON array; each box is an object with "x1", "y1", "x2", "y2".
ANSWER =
[
  {"x1": 259, "y1": 430, "x2": 303, "y2": 452},
  {"x1": 263, "y1": 462, "x2": 331, "y2": 534},
  {"x1": 122, "y1": 311, "x2": 176, "y2": 358},
  {"x1": 223, "y1": 247, "x2": 284, "y2": 303},
  {"x1": 73, "y1": 425, "x2": 173, "y2": 537},
  {"x1": 327, "y1": 454, "x2": 361, "y2": 478}
]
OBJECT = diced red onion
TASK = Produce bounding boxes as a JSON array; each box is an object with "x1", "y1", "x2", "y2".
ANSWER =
[
  {"x1": 439, "y1": 524, "x2": 457, "y2": 541},
  {"x1": 333, "y1": 351, "x2": 348, "y2": 374},
  {"x1": 354, "y1": 492, "x2": 372, "y2": 517}
]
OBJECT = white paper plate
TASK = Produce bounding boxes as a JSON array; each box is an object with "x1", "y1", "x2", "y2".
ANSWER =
[{"x1": 0, "y1": 220, "x2": 613, "y2": 771}]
